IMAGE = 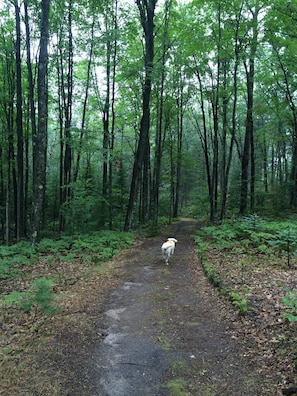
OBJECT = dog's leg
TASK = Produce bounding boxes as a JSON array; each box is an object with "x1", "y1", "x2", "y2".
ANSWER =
[{"x1": 165, "y1": 249, "x2": 169, "y2": 265}]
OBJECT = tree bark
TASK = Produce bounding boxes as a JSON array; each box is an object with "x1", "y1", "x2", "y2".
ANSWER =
[
  {"x1": 73, "y1": 19, "x2": 95, "y2": 183},
  {"x1": 194, "y1": 66, "x2": 214, "y2": 221},
  {"x1": 24, "y1": 0, "x2": 37, "y2": 236},
  {"x1": 57, "y1": 1, "x2": 73, "y2": 232},
  {"x1": 124, "y1": 0, "x2": 157, "y2": 231},
  {"x1": 239, "y1": 6, "x2": 259, "y2": 215},
  {"x1": 173, "y1": 81, "x2": 184, "y2": 218},
  {"x1": 31, "y1": 0, "x2": 50, "y2": 243},
  {"x1": 101, "y1": 15, "x2": 111, "y2": 226},
  {"x1": 220, "y1": 2, "x2": 244, "y2": 219},
  {"x1": 14, "y1": 1, "x2": 25, "y2": 240},
  {"x1": 109, "y1": 0, "x2": 118, "y2": 228},
  {"x1": 151, "y1": 0, "x2": 172, "y2": 227}
]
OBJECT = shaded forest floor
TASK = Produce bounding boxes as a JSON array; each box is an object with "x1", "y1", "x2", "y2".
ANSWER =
[{"x1": 1, "y1": 219, "x2": 297, "y2": 395}]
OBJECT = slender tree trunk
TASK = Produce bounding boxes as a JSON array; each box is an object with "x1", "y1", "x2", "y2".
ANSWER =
[
  {"x1": 220, "y1": 60, "x2": 229, "y2": 219},
  {"x1": 7, "y1": 129, "x2": 15, "y2": 244},
  {"x1": 240, "y1": 64, "x2": 253, "y2": 215},
  {"x1": 14, "y1": 1, "x2": 25, "y2": 240},
  {"x1": 290, "y1": 127, "x2": 297, "y2": 206},
  {"x1": 57, "y1": 1, "x2": 73, "y2": 232},
  {"x1": 109, "y1": 0, "x2": 118, "y2": 228},
  {"x1": 210, "y1": 2, "x2": 222, "y2": 219},
  {"x1": 24, "y1": 0, "x2": 37, "y2": 236},
  {"x1": 31, "y1": 0, "x2": 50, "y2": 243},
  {"x1": 152, "y1": 92, "x2": 163, "y2": 227},
  {"x1": 64, "y1": 1, "x2": 73, "y2": 223},
  {"x1": 250, "y1": 119, "x2": 255, "y2": 211},
  {"x1": 262, "y1": 133, "x2": 268, "y2": 193},
  {"x1": 211, "y1": 90, "x2": 219, "y2": 219},
  {"x1": 169, "y1": 130, "x2": 175, "y2": 221},
  {"x1": 239, "y1": 6, "x2": 259, "y2": 215},
  {"x1": 101, "y1": 0, "x2": 119, "y2": 228},
  {"x1": 102, "y1": 22, "x2": 111, "y2": 226},
  {"x1": 173, "y1": 82, "x2": 184, "y2": 218},
  {"x1": 74, "y1": 19, "x2": 95, "y2": 183},
  {"x1": 274, "y1": 48, "x2": 297, "y2": 206},
  {"x1": 0, "y1": 146, "x2": 3, "y2": 237},
  {"x1": 220, "y1": 1, "x2": 243, "y2": 219},
  {"x1": 2, "y1": 48, "x2": 15, "y2": 244},
  {"x1": 151, "y1": 0, "x2": 172, "y2": 226},
  {"x1": 194, "y1": 67, "x2": 214, "y2": 221},
  {"x1": 124, "y1": 0, "x2": 157, "y2": 231}
]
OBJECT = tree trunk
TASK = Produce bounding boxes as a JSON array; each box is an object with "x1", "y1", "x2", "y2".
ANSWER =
[
  {"x1": 250, "y1": 118, "x2": 255, "y2": 211},
  {"x1": 194, "y1": 67, "x2": 214, "y2": 221},
  {"x1": 102, "y1": 20, "x2": 111, "y2": 227},
  {"x1": 109, "y1": 0, "x2": 118, "y2": 228},
  {"x1": 14, "y1": 1, "x2": 25, "y2": 240},
  {"x1": 220, "y1": 2, "x2": 244, "y2": 219},
  {"x1": 240, "y1": 64, "x2": 253, "y2": 215},
  {"x1": 73, "y1": 18, "x2": 95, "y2": 183},
  {"x1": 239, "y1": 6, "x2": 259, "y2": 215},
  {"x1": 275, "y1": 52, "x2": 297, "y2": 206},
  {"x1": 152, "y1": 0, "x2": 171, "y2": 227},
  {"x1": 2, "y1": 46, "x2": 15, "y2": 244},
  {"x1": 124, "y1": 0, "x2": 157, "y2": 231},
  {"x1": 31, "y1": 0, "x2": 50, "y2": 243},
  {"x1": 64, "y1": 1, "x2": 73, "y2": 226},
  {"x1": 220, "y1": 60, "x2": 229, "y2": 220},
  {"x1": 173, "y1": 82, "x2": 184, "y2": 218},
  {"x1": 57, "y1": 1, "x2": 73, "y2": 232},
  {"x1": 24, "y1": 0, "x2": 37, "y2": 236}
]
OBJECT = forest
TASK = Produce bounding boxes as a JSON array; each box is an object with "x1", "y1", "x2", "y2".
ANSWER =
[
  {"x1": 0, "y1": 0, "x2": 297, "y2": 244},
  {"x1": 1, "y1": 1, "x2": 297, "y2": 394}
]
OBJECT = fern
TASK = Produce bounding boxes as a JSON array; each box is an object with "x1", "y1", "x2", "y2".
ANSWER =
[
  {"x1": 0, "y1": 242, "x2": 37, "y2": 279},
  {"x1": 282, "y1": 291, "x2": 297, "y2": 322},
  {"x1": 229, "y1": 291, "x2": 249, "y2": 314},
  {"x1": 0, "y1": 262, "x2": 20, "y2": 279}
]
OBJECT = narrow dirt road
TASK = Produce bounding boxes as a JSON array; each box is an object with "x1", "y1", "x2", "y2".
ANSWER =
[{"x1": 79, "y1": 219, "x2": 268, "y2": 396}]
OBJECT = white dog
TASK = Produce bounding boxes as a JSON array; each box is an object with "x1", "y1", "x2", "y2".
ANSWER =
[{"x1": 161, "y1": 238, "x2": 178, "y2": 265}]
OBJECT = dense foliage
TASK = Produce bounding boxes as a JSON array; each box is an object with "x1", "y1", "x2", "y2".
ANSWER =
[{"x1": 0, "y1": 0, "x2": 297, "y2": 242}]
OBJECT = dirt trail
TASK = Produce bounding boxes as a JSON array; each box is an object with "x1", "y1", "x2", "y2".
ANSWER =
[{"x1": 79, "y1": 219, "x2": 267, "y2": 396}]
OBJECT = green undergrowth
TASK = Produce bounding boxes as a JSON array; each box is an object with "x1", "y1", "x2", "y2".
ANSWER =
[
  {"x1": 2, "y1": 278, "x2": 60, "y2": 316},
  {"x1": 0, "y1": 230, "x2": 134, "y2": 314},
  {"x1": 0, "y1": 241, "x2": 37, "y2": 279},
  {"x1": 0, "y1": 230, "x2": 134, "y2": 280},
  {"x1": 194, "y1": 214, "x2": 297, "y2": 316},
  {"x1": 282, "y1": 290, "x2": 297, "y2": 323},
  {"x1": 37, "y1": 230, "x2": 134, "y2": 259},
  {"x1": 195, "y1": 214, "x2": 297, "y2": 254}
]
